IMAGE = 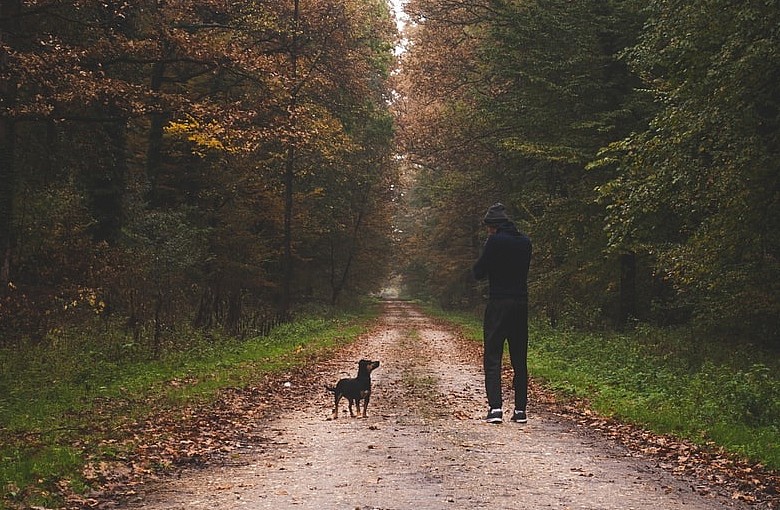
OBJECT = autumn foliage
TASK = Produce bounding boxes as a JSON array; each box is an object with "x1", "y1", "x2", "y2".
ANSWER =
[{"x1": 0, "y1": 0, "x2": 399, "y2": 342}]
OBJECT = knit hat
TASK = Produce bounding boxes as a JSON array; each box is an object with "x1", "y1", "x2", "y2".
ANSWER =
[{"x1": 483, "y1": 203, "x2": 510, "y2": 225}]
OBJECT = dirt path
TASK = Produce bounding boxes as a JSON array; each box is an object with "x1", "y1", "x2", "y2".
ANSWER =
[{"x1": 123, "y1": 301, "x2": 753, "y2": 510}]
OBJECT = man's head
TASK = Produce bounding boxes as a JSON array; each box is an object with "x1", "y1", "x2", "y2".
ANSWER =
[{"x1": 483, "y1": 203, "x2": 509, "y2": 228}]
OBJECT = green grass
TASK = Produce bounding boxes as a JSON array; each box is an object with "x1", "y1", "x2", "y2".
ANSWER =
[
  {"x1": 0, "y1": 306, "x2": 378, "y2": 509},
  {"x1": 430, "y1": 307, "x2": 780, "y2": 470}
]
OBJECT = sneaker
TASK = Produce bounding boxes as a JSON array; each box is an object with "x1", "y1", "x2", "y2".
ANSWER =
[
  {"x1": 511, "y1": 410, "x2": 527, "y2": 423},
  {"x1": 486, "y1": 408, "x2": 503, "y2": 424}
]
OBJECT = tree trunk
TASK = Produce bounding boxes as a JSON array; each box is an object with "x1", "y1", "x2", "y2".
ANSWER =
[
  {"x1": 330, "y1": 197, "x2": 368, "y2": 306},
  {"x1": 619, "y1": 251, "x2": 636, "y2": 325},
  {"x1": 195, "y1": 282, "x2": 218, "y2": 329},
  {"x1": 146, "y1": 60, "x2": 166, "y2": 207},
  {"x1": 0, "y1": 114, "x2": 13, "y2": 286},
  {"x1": 85, "y1": 120, "x2": 126, "y2": 243},
  {"x1": 0, "y1": 0, "x2": 20, "y2": 285},
  {"x1": 153, "y1": 290, "x2": 163, "y2": 357},
  {"x1": 280, "y1": 0, "x2": 300, "y2": 319},
  {"x1": 226, "y1": 287, "x2": 242, "y2": 335},
  {"x1": 281, "y1": 144, "x2": 295, "y2": 318}
]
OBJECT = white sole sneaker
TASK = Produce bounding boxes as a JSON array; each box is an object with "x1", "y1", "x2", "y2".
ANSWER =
[{"x1": 486, "y1": 409, "x2": 503, "y2": 423}]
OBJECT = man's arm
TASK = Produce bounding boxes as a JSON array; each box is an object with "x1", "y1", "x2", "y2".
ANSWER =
[{"x1": 473, "y1": 236, "x2": 493, "y2": 280}]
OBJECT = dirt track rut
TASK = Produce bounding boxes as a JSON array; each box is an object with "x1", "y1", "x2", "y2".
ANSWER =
[{"x1": 124, "y1": 301, "x2": 750, "y2": 510}]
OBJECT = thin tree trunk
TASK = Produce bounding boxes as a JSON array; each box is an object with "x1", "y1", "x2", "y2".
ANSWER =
[
  {"x1": 282, "y1": 144, "x2": 295, "y2": 318},
  {"x1": 81, "y1": 120, "x2": 127, "y2": 243},
  {"x1": 146, "y1": 60, "x2": 166, "y2": 206},
  {"x1": 0, "y1": 116, "x2": 13, "y2": 286},
  {"x1": 153, "y1": 290, "x2": 163, "y2": 357},
  {"x1": 226, "y1": 287, "x2": 242, "y2": 335},
  {"x1": 280, "y1": 0, "x2": 300, "y2": 319},
  {"x1": 0, "y1": 0, "x2": 21, "y2": 285},
  {"x1": 330, "y1": 197, "x2": 368, "y2": 305},
  {"x1": 619, "y1": 251, "x2": 636, "y2": 325},
  {"x1": 195, "y1": 281, "x2": 218, "y2": 329}
]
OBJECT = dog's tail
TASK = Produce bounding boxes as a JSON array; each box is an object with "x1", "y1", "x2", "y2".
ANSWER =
[{"x1": 324, "y1": 384, "x2": 336, "y2": 393}]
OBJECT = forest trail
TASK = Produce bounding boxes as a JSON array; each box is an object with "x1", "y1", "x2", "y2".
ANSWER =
[{"x1": 121, "y1": 301, "x2": 751, "y2": 510}]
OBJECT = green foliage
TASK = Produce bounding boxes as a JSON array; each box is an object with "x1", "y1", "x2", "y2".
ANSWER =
[
  {"x1": 0, "y1": 445, "x2": 84, "y2": 509},
  {"x1": 400, "y1": 0, "x2": 778, "y2": 342},
  {"x1": 596, "y1": 0, "x2": 780, "y2": 341},
  {"x1": 685, "y1": 362, "x2": 780, "y2": 430},
  {"x1": 126, "y1": 209, "x2": 208, "y2": 278},
  {"x1": 529, "y1": 323, "x2": 780, "y2": 468}
]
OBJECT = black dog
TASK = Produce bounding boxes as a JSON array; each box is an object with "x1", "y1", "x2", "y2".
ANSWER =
[{"x1": 325, "y1": 359, "x2": 380, "y2": 419}]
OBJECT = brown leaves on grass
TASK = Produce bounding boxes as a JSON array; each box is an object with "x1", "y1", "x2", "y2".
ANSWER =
[{"x1": 64, "y1": 371, "x2": 311, "y2": 509}]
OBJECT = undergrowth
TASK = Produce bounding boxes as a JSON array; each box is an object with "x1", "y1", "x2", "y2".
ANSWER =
[
  {"x1": 0, "y1": 306, "x2": 378, "y2": 509},
  {"x1": 431, "y1": 307, "x2": 780, "y2": 470}
]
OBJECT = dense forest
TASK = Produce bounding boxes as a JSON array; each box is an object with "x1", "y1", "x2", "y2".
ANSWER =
[
  {"x1": 0, "y1": 0, "x2": 399, "y2": 345},
  {"x1": 2, "y1": 2, "x2": 779, "y2": 507},
  {"x1": 396, "y1": 0, "x2": 779, "y2": 345},
  {"x1": 1, "y1": 0, "x2": 778, "y2": 348}
]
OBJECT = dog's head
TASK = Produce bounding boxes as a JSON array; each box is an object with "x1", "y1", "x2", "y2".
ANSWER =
[{"x1": 358, "y1": 359, "x2": 380, "y2": 375}]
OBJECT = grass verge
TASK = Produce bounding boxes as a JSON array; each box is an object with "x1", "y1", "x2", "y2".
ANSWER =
[
  {"x1": 428, "y1": 307, "x2": 780, "y2": 470},
  {"x1": 0, "y1": 306, "x2": 378, "y2": 509}
]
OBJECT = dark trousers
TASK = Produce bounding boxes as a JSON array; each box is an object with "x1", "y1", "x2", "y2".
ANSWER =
[{"x1": 483, "y1": 298, "x2": 528, "y2": 411}]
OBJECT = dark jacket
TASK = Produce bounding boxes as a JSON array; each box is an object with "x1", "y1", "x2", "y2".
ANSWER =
[{"x1": 473, "y1": 222, "x2": 531, "y2": 300}]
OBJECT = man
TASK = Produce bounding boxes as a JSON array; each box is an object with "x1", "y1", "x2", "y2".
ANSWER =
[{"x1": 473, "y1": 203, "x2": 532, "y2": 424}]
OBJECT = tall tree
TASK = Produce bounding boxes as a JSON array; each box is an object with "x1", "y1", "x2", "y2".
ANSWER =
[
  {"x1": 0, "y1": 0, "x2": 20, "y2": 285},
  {"x1": 597, "y1": 0, "x2": 780, "y2": 339}
]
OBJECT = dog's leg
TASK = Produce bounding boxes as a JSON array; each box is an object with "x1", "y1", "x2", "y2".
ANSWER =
[
  {"x1": 361, "y1": 395, "x2": 370, "y2": 418},
  {"x1": 354, "y1": 398, "x2": 362, "y2": 418},
  {"x1": 348, "y1": 398, "x2": 357, "y2": 417},
  {"x1": 332, "y1": 393, "x2": 341, "y2": 419}
]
